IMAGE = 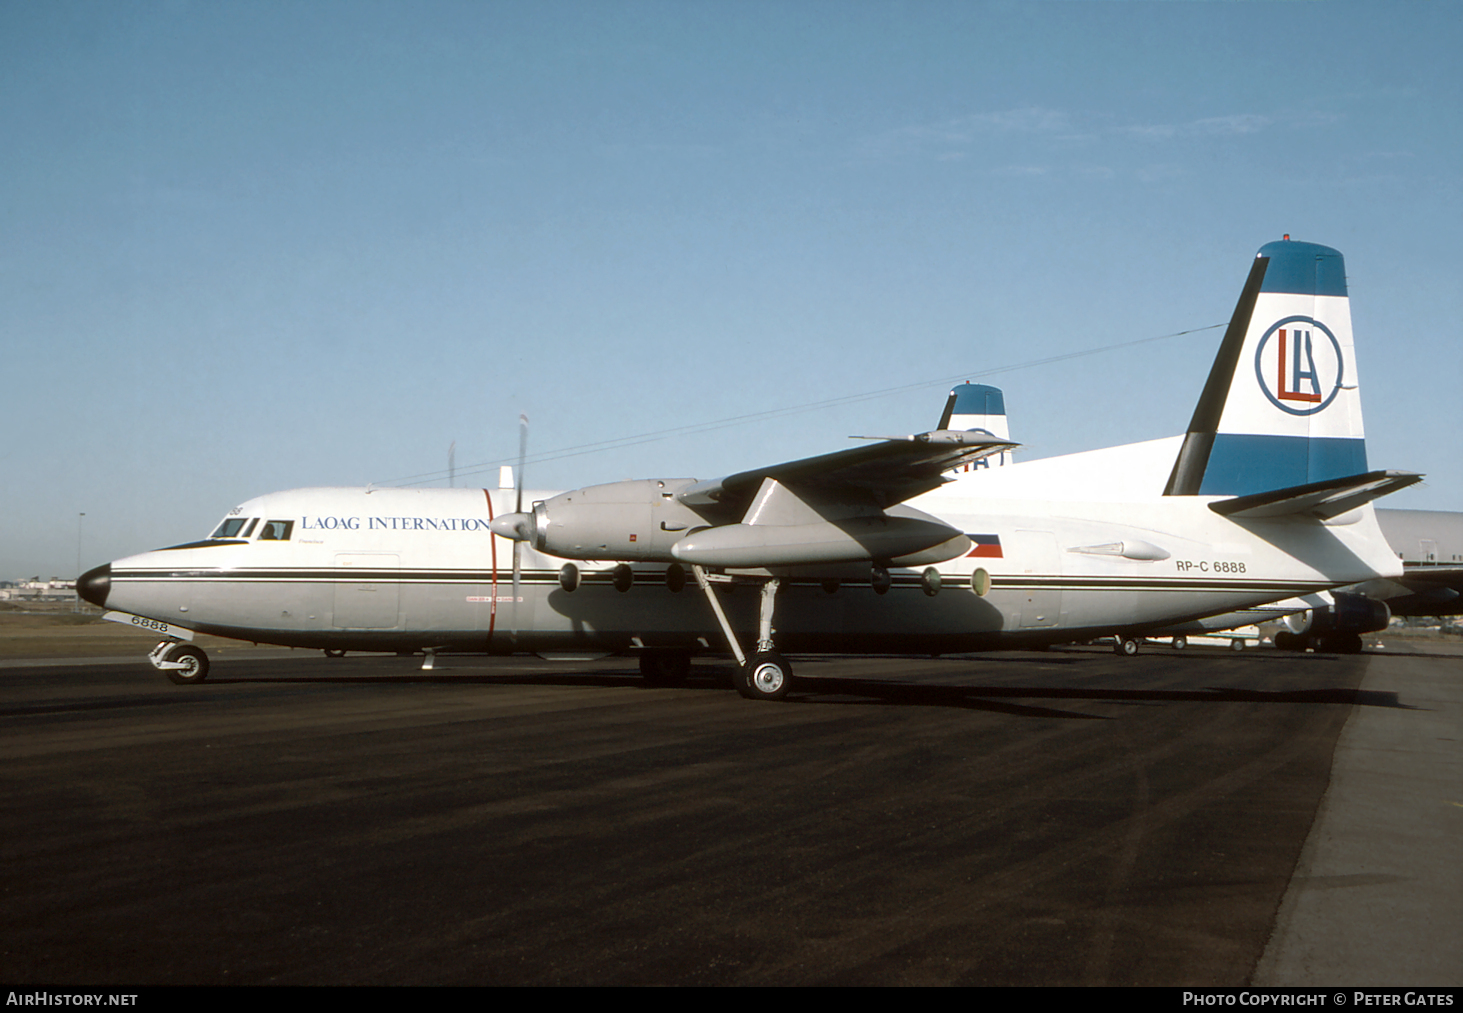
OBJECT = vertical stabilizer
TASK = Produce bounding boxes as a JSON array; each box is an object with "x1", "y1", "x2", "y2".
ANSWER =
[
  {"x1": 1165, "y1": 240, "x2": 1365, "y2": 497},
  {"x1": 939, "y1": 383, "x2": 1014, "y2": 469}
]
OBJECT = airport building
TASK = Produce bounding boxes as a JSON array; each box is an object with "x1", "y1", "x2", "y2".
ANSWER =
[{"x1": 0, "y1": 578, "x2": 79, "y2": 602}]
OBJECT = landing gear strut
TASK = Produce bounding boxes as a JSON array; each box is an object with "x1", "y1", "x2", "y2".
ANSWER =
[{"x1": 691, "y1": 567, "x2": 795, "y2": 701}]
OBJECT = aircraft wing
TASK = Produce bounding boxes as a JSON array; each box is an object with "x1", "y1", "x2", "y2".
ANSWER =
[
  {"x1": 676, "y1": 431, "x2": 1018, "y2": 514},
  {"x1": 1399, "y1": 563, "x2": 1463, "y2": 586},
  {"x1": 1394, "y1": 563, "x2": 1463, "y2": 611},
  {"x1": 1349, "y1": 563, "x2": 1463, "y2": 615}
]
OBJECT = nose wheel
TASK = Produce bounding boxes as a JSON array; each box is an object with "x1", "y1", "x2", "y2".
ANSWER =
[{"x1": 149, "y1": 641, "x2": 210, "y2": 684}]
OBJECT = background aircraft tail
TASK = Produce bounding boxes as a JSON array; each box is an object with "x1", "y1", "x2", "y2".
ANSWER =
[
  {"x1": 1165, "y1": 239, "x2": 1367, "y2": 497},
  {"x1": 938, "y1": 383, "x2": 1014, "y2": 470}
]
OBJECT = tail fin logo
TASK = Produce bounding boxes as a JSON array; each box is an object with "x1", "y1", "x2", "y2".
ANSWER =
[{"x1": 1253, "y1": 316, "x2": 1345, "y2": 416}]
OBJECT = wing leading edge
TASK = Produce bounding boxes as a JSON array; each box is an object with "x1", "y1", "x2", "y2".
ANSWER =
[{"x1": 676, "y1": 430, "x2": 1018, "y2": 514}]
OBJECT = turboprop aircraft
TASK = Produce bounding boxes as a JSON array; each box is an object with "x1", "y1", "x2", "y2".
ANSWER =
[{"x1": 78, "y1": 239, "x2": 1420, "y2": 698}]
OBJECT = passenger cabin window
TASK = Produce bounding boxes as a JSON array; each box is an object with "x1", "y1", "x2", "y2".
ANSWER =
[
  {"x1": 211, "y1": 518, "x2": 252, "y2": 539},
  {"x1": 258, "y1": 520, "x2": 294, "y2": 541}
]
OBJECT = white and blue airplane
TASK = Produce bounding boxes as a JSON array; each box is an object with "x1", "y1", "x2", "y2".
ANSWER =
[{"x1": 78, "y1": 239, "x2": 1420, "y2": 697}]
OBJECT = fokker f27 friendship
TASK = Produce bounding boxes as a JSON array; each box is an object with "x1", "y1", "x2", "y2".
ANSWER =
[{"x1": 79, "y1": 239, "x2": 1421, "y2": 699}]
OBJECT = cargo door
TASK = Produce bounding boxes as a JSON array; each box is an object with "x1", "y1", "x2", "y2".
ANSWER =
[
  {"x1": 1009, "y1": 530, "x2": 1062, "y2": 627},
  {"x1": 332, "y1": 553, "x2": 401, "y2": 629}
]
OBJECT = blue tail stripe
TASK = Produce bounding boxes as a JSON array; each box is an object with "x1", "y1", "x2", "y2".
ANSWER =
[
  {"x1": 1198, "y1": 434, "x2": 1368, "y2": 496},
  {"x1": 1256, "y1": 240, "x2": 1347, "y2": 297},
  {"x1": 948, "y1": 384, "x2": 1006, "y2": 416}
]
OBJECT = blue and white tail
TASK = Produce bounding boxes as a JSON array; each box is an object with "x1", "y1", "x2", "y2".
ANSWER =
[
  {"x1": 1165, "y1": 239, "x2": 1370, "y2": 497},
  {"x1": 933, "y1": 240, "x2": 1418, "y2": 511},
  {"x1": 938, "y1": 383, "x2": 1014, "y2": 470}
]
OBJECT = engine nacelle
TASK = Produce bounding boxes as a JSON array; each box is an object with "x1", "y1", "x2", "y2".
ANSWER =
[
  {"x1": 527, "y1": 479, "x2": 709, "y2": 562},
  {"x1": 517, "y1": 477, "x2": 971, "y2": 570},
  {"x1": 1283, "y1": 592, "x2": 1391, "y2": 636},
  {"x1": 669, "y1": 514, "x2": 967, "y2": 568}
]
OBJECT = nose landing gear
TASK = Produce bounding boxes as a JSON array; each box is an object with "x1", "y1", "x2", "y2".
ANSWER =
[{"x1": 150, "y1": 640, "x2": 210, "y2": 684}]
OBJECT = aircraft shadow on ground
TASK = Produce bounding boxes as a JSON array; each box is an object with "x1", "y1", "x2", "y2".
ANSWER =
[
  {"x1": 196, "y1": 655, "x2": 1412, "y2": 718},
  {"x1": 763, "y1": 675, "x2": 1412, "y2": 716}
]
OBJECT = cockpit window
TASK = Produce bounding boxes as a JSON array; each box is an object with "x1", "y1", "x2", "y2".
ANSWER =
[
  {"x1": 241, "y1": 518, "x2": 258, "y2": 538},
  {"x1": 211, "y1": 518, "x2": 250, "y2": 539},
  {"x1": 258, "y1": 520, "x2": 294, "y2": 541}
]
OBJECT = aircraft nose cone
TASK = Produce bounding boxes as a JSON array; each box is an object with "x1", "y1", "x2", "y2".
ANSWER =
[{"x1": 76, "y1": 564, "x2": 111, "y2": 608}]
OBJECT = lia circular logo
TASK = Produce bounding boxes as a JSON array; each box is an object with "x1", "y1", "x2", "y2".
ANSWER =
[{"x1": 1253, "y1": 315, "x2": 1344, "y2": 416}]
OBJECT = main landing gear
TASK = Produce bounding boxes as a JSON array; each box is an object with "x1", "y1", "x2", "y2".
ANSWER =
[
  {"x1": 736, "y1": 651, "x2": 792, "y2": 701},
  {"x1": 150, "y1": 640, "x2": 210, "y2": 684},
  {"x1": 691, "y1": 567, "x2": 795, "y2": 701}
]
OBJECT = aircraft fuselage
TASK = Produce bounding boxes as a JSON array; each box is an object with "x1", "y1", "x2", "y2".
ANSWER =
[{"x1": 82, "y1": 482, "x2": 1401, "y2": 656}]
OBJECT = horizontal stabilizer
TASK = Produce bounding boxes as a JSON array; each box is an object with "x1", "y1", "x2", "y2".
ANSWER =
[{"x1": 1208, "y1": 470, "x2": 1422, "y2": 521}]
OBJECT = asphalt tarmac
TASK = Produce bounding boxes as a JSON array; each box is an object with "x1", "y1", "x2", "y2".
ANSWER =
[{"x1": 1, "y1": 642, "x2": 1457, "y2": 986}]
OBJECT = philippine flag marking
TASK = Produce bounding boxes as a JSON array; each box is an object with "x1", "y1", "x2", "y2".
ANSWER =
[{"x1": 966, "y1": 534, "x2": 1003, "y2": 558}]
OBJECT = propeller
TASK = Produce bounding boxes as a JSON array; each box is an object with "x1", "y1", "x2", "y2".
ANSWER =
[
  {"x1": 511, "y1": 414, "x2": 527, "y2": 640},
  {"x1": 486, "y1": 414, "x2": 532, "y2": 641}
]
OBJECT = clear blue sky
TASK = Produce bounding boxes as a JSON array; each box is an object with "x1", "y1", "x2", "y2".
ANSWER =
[{"x1": 3, "y1": 0, "x2": 1459, "y2": 578}]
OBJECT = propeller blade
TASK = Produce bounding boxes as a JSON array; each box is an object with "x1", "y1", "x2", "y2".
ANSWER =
[
  {"x1": 515, "y1": 413, "x2": 528, "y2": 516},
  {"x1": 511, "y1": 540, "x2": 522, "y2": 642},
  {"x1": 512, "y1": 413, "x2": 528, "y2": 642}
]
